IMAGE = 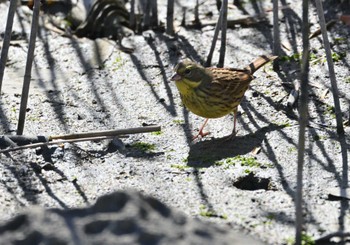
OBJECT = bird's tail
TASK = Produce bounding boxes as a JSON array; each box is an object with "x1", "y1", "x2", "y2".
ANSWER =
[{"x1": 245, "y1": 55, "x2": 277, "y2": 75}]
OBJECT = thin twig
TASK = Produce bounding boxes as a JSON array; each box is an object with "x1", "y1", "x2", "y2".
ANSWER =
[
  {"x1": 166, "y1": 0, "x2": 175, "y2": 35},
  {"x1": 1, "y1": 135, "x2": 17, "y2": 147},
  {"x1": 315, "y1": 0, "x2": 344, "y2": 135},
  {"x1": 295, "y1": 0, "x2": 309, "y2": 244},
  {"x1": 181, "y1": 7, "x2": 186, "y2": 26},
  {"x1": 142, "y1": 0, "x2": 151, "y2": 30},
  {"x1": 150, "y1": 0, "x2": 158, "y2": 27},
  {"x1": 272, "y1": 0, "x2": 280, "y2": 70},
  {"x1": 0, "y1": 0, "x2": 17, "y2": 95},
  {"x1": 316, "y1": 232, "x2": 350, "y2": 244},
  {"x1": 186, "y1": 14, "x2": 267, "y2": 29},
  {"x1": 309, "y1": 19, "x2": 337, "y2": 39},
  {"x1": 216, "y1": 0, "x2": 222, "y2": 11},
  {"x1": 0, "y1": 136, "x2": 117, "y2": 154},
  {"x1": 205, "y1": 4, "x2": 223, "y2": 66},
  {"x1": 48, "y1": 126, "x2": 161, "y2": 140},
  {"x1": 129, "y1": 0, "x2": 136, "y2": 30},
  {"x1": 217, "y1": 0, "x2": 228, "y2": 68},
  {"x1": 193, "y1": 0, "x2": 200, "y2": 27},
  {"x1": 0, "y1": 126, "x2": 161, "y2": 154},
  {"x1": 17, "y1": 0, "x2": 41, "y2": 135},
  {"x1": 315, "y1": 2, "x2": 347, "y2": 242}
]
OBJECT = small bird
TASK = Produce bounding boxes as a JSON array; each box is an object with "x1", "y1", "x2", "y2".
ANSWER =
[{"x1": 170, "y1": 55, "x2": 277, "y2": 139}]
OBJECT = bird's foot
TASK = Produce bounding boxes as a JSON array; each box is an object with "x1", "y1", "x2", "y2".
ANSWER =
[
  {"x1": 224, "y1": 130, "x2": 237, "y2": 141},
  {"x1": 192, "y1": 130, "x2": 210, "y2": 141}
]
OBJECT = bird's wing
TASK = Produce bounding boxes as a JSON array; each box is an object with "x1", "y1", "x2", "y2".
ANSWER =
[{"x1": 206, "y1": 68, "x2": 253, "y2": 92}]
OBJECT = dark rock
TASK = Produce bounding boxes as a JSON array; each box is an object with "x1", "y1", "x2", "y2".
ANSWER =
[{"x1": 0, "y1": 190, "x2": 264, "y2": 245}]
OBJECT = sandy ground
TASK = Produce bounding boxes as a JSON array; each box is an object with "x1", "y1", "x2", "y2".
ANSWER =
[{"x1": 0, "y1": 1, "x2": 350, "y2": 244}]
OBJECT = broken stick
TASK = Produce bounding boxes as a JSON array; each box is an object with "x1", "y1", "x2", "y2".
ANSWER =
[{"x1": 0, "y1": 125, "x2": 161, "y2": 154}]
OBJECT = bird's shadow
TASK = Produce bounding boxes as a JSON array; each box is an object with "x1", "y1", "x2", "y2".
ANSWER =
[{"x1": 187, "y1": 123, "x2": 285, "y2": 168}]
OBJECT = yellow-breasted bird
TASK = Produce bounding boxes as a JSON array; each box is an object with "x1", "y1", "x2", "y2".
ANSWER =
[{"x1": 170, "y1": 55, "x2": 277, "y2": 139}]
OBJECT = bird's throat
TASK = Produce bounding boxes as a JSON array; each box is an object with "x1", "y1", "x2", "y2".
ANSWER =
[{"x1": 175, "y1": 79, "x2": 199, "y2": 96}]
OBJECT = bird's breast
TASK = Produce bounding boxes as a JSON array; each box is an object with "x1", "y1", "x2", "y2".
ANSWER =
[{"x1": 180, "y1": 88, "x2": 240, "y2": 118}]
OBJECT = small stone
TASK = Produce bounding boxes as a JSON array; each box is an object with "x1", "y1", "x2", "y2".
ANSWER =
[{"x1": 42, "y1": 163, "x2": 55, "y2": 171}]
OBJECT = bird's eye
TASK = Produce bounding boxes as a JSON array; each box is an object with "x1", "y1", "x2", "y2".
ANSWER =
[{"x1": 184, "y1": 69, "x2": 192, "y2": 75}]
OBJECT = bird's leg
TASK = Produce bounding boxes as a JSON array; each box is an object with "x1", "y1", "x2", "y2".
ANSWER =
[
  {"x1": 193, "y1": 118, "x2": 210, "y2": 140},
  {"x1": 233, "y1": 109, "x2": 238, "y2": 135},
  {"x1": 226, "y1": 108, "x2": 238, "y2": 140}
]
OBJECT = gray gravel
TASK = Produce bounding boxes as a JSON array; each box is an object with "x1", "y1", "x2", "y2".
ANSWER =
[{"x1": 0, "y1": 1, "x2": 350, "y2": 244}]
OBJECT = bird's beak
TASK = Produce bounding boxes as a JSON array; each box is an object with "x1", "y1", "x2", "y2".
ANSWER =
[{"x1": 170, "y1": 73, "x2": 181, "y2": 81}]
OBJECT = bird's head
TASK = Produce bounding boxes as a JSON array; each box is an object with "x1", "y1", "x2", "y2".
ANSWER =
[{"x1": 170, "y1": 59, "x2": 208, "y2": 89}]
